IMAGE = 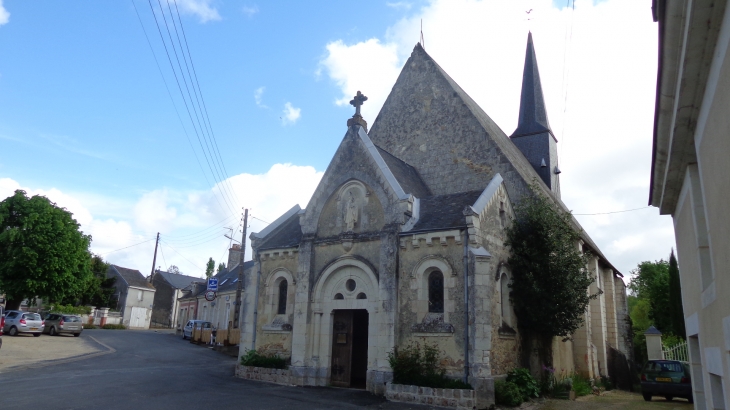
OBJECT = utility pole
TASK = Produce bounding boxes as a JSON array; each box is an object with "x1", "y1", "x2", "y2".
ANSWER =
[
  {"x1": 233, "y1": 209, "x2": 248, "y2": 329},
  {"x1": 150, "y1": 232, "x2": 160, "y2": 282}
]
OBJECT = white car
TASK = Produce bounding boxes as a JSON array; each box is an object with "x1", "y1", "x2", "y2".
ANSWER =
[{"x1": 182, "y1": 320, "x2": 211, "y2": 340}]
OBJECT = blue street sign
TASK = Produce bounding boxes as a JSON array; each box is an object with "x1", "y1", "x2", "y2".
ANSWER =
[{"x1": 208, "y1": 278, "x2": 218, "y2": 291}]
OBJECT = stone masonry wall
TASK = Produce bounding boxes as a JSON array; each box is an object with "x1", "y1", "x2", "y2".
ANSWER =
[
  {"x1": 385, "y1": 383, "x2": 475, "y2": 410},
  {"x1": 235, "y1": 364, "x2": 291, "y2": 385}
]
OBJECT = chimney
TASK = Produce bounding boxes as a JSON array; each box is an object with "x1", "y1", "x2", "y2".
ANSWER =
[{"x1": 228, "y1": 244, "x2": 242, "y2": 270}]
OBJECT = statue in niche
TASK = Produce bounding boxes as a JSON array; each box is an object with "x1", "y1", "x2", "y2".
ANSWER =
[{"x1": 344, "y1": 191, "x2": 358, "y2": 232}]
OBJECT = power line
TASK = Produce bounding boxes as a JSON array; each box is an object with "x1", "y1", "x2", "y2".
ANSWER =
[
  {"x1": 162, "y1": 214, "x2": 238, "y2": 240},
  {"x1": 573, "y1": 206, "x2": 651, "y2": 216},
  {"x1": 160, "y1": 239, "x2": 203, "y2": 272},
  {"x1": 144, "y1": 0, "x2": 238, "y2": 215},
  {"x1": 159, "y1": 243, "x2": 168, "y2": 270},
  {"x1": 169, "y1": 0, "x2": 241, "y2": 207},
  {"x1": 98, "y1": 238, "x2": 156, "y2": 256},
  {"x1": 131, "y1": 0, "x2": 231, "y2": 217},
  {"x1": 157, "y1": 0, "x2": 235, "y2": 210},
  {"x1": 250, "y1": 215, "x2": 271, "y2": 225}
]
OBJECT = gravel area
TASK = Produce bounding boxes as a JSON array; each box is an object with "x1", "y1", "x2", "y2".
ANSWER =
[{"x1": 0, "y1": 332, "x2": 101, "y2": 372}]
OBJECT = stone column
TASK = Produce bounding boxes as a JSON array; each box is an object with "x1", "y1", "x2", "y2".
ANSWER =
[
  {"x1": 645, "y1": 326, "x2": 664, "y2": 360},
  {"x1": 290, "y1": 236, "x2": 315, "y2": 385},
  {"x1": 99, "y1": 307, "x2": 110, "y2": 326}
]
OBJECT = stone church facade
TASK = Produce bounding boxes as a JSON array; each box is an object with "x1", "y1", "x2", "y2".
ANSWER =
[{"x1": 238, "y1": 34, "x2": 631, "y2": 406}]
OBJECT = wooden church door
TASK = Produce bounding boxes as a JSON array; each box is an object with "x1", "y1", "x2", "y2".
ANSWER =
[{"x1": 330, "y1": 310, "x2": 354, "y2": 387}]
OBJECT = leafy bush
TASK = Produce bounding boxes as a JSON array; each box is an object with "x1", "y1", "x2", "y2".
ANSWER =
[
  {"x1": 101, "y1": 323, "x2": 126, "y2": 330},
  {"x1": 495, "y1": 380, "x2": 523, "y2": 407},
  {"x1": 387, "y1": 342, "x2": 472, "y2": 390},
  {"x1": 506, "y1": 368, "x2": 540, "y2": 400},
  {"x1": 570, "y1": 374, "x2": 592, "y2": 397},
  {"x1": 83, "y1": 323, "x2": 97, "y2": 329},
  {"x1": 240, "y1": 349, "x2": 287, "y2": 369},
  {"x1": 599, "y1": 375, "x2": 613, "y2": 391},
  {"x1": 51, "y1": 304, "x2": 91, "y2": 315}
]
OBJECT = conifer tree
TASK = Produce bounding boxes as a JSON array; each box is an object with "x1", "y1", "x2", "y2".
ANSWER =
[{"x1": 668, "y1": 249, "x2": 685, "y2": 338}]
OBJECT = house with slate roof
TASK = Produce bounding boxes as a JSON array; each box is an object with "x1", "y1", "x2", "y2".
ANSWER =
[
  {"x1": 150, "y1": 269, "x2": 206, "y2": 329},
  {"x1": 237, "y1": 35, "x2": 631, "y2": 406},
  {"x1": 107, "y1": 265, "x2": 156, "y2": 329}
]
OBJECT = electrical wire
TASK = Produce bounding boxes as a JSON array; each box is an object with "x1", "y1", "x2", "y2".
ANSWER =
[
  {"x1": 169, "y1": 0, "x2": 241, "y2": 207},
  {"x1": 98, "y1": 238, "x2": 156, "y2": 256},
  {"x1": 160, "y1": 239, "x2": 203, "y2": 272},
  {"x1": 159, "y1": 243, "x2": 168, "y2": 271},
  {"x1": 144, "y1": 0, "x2": 238, "y2": 215},
  {"x1": 573, "y1": 206, "x2": 651, "y2": 216},
  {"x1": 131, "y1": 0, "x2": 232, "y2": 217}
]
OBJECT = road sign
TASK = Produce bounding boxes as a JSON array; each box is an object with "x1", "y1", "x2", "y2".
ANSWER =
[
  {"x1": 204, "y1": 290, "x2": 216, "y2": 302},
  {"x1": 208, "y1": 277, "x2": 218, "y2": 291}
]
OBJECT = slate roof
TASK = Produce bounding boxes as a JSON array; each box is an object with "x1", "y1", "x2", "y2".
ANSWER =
[
  {"x1": 110, "y1": 265, "x2": 155, "y2": 291},
  {"x1": 411, "y1": 190, "x2": 483, "y2": 231},
  {"x1": 188, "y1": 261, "x2": 255, "y2": 298},
  {"x1": 376, "y1": 146, "x2": 431, "y2": 197},
  {"x1": 511, "y1": 32, "x2": 552, "y2": 139},
  {"x1": 156, "y1": 270, "x2": 205, "y2": 290},
  {"x1": 257, "y1": 211, "x2": 302, "y2": 250}
]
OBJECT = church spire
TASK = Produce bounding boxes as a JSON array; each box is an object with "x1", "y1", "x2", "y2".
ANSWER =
[
  {"x1": 510, "y1": 32, "x2": 560, "y2": 196},
  {"x1": 512, "y1": 32, "x2": 551, "y2": 138}
]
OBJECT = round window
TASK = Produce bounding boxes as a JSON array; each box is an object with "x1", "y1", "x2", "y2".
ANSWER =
[{"x1": 345, "y1": 279, "x2": 356, "y2": 292}]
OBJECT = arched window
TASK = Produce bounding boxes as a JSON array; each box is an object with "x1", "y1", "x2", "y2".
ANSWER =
[
  {"x1": 428, "y1": 270, "x2": 444, "y2": 313},
  {"x1": 500, "y1": 272, "x2": 512, "y2": 326},
  {"x1": 277, "y1": 280, "x2": 288, "y2": 315}
]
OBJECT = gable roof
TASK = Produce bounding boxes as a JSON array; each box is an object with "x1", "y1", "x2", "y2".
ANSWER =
[
  {"x1": 156, "y1": 270, "x2": 204, "y2": 290},
  {"x1": 188, "y1": 260, "x2": 255, "y2": 298},
  {"x1": 110, "y1": 265, "x2": 155, "y2": 291},
  {"x1": 257, "y1": 211, "x2": 303, "y2": 250},
  {"x1": 376, "y1": 146, "x2": 431, "y2": 198},
  {"x1": 411, "y1": 190, "x2": 483, "y2": 231}
]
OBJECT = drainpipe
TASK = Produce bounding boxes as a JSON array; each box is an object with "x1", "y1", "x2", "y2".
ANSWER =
[
  {"x1": 251, "y1": 253, "x2": 262, "y2": 351},
  {"x1": 462, "y1": 228, "x2": 470, "y2": 384}
]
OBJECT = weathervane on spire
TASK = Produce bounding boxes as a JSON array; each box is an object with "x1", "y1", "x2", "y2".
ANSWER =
[{"x1": 347, "y1": 91, "x2": 369, "y2": 131}]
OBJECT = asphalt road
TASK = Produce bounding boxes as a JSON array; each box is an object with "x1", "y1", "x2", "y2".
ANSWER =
[{"x1": 0, "y1": 330, "x2": 434, "y2": 410}]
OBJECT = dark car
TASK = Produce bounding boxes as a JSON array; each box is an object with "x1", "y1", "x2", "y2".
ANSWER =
[{"x1": 640, "y1": 359, "x2": 693, "y2": 402}]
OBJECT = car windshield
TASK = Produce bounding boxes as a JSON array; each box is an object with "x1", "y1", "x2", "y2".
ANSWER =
[
  {"x1": 646, "y1": 361, "x2": 683, "y2": 372},
  {"x1": 64, "y1": 316, "x2": 80, "y2": 322},
  {"x1": 23, "y1": 313, "x2": 41, "y2": 321}
]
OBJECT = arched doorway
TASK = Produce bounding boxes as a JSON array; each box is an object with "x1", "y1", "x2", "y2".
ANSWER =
[{"x1": 312, "y1": 259, "x2": 378, "y2": 389}]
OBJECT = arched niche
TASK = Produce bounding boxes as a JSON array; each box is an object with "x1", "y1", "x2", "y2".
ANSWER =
[{"x1": 315, "y1": 179, "x2": 385, "y2": 237}]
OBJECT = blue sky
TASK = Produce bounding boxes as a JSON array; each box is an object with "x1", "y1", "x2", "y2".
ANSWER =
[{"x1": 0, "y1": 0, "x2": 674, "y2": 279}]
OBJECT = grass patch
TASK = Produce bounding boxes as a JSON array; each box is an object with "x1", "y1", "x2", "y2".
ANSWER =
[
  {"x1": 83, "y1": 323, "x2": 97, "y2": 329},
  {"x1": 571, "y1": 374, "x2": 593, "y2": 397}
]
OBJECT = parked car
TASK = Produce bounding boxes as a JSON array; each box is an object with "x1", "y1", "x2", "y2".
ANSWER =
[
  {"x1": 182, "y1": 320, "x2": 211, "y2": 340},
  {"x1": 640, "y1": 359, "x2": 693, "y2": 402},
  {"x1": 3, "y1": 310, "x2": 44, "y2": 337},
  {"x1": 43, "y1": 314, "x2": 83, "y2": 337}
]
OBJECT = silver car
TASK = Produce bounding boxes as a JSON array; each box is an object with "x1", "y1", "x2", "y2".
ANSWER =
[
  {"x1": 182, "y1": 320, "x2": 211, "y2": 340},
  {"x1": 43, "y1": 314, "x2": 83, "y2": 337},
  {"x1": 3, "y1": 310, "x2": 44, "y2": 337}
]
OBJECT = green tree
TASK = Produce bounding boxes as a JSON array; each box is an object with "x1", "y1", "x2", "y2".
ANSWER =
[
  {"x1": 0, "y1": 190, "x2": 93, "y2": 310},
  {"x1": 506, "y1": 186, "x2": 598, "y2": 370},
  {"x1": 205, "y1": 257, "x2": 215, "y2": 278},
  {"x1": 168, "y1": 265, "x2": 181, "y2": 274},
  {"x1": 668, "y1": 250, "x2": 685, "y2": 338},
  {"x1": 70, "y1": 253, "x2": 116, "y2": 308},
  {"x1": 629, "y1": 259, "x2": 671, "y2": 333},
  {"x1": 217, "y1": 262, "x2": 226, "y2": 273}
]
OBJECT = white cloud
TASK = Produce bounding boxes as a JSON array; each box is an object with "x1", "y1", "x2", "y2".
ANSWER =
[
  {"x1": 177, "y1": 0, "x2": 221, "y2": 23},
  {"x1": 282, "y1": 102, "x2": 301, "y2": 125},
  {"x1": 0, "y1": 0, "x2": 9, "y2": 26},
  {"x1": 0, "y1": 164, "x2": 323, "y2": 278},
  {"x1": 242, "y1": 5, "x2": 259, "y2": 17},
  {"x1": 254, "y1": 86, "x2": 267, "y2": 108},
  {"x1": 386, "y1": 1, "x2": 412, "y2": 10},
  {"x1": 318, "y1": 0, "x2": 675, "y2": 277}
]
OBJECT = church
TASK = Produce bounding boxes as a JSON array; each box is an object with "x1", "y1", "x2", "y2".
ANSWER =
[{"x1": 237, "y1": 34, "x2": 632, "y2": 406}]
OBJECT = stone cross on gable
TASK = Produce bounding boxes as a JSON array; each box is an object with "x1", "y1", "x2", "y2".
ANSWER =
[
  {"x1": 350, "y1": 91, "x2": 368, "y2": 117},
  {"x1": 347, "y1": 91, "x2": 369, "y2": 131}
]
